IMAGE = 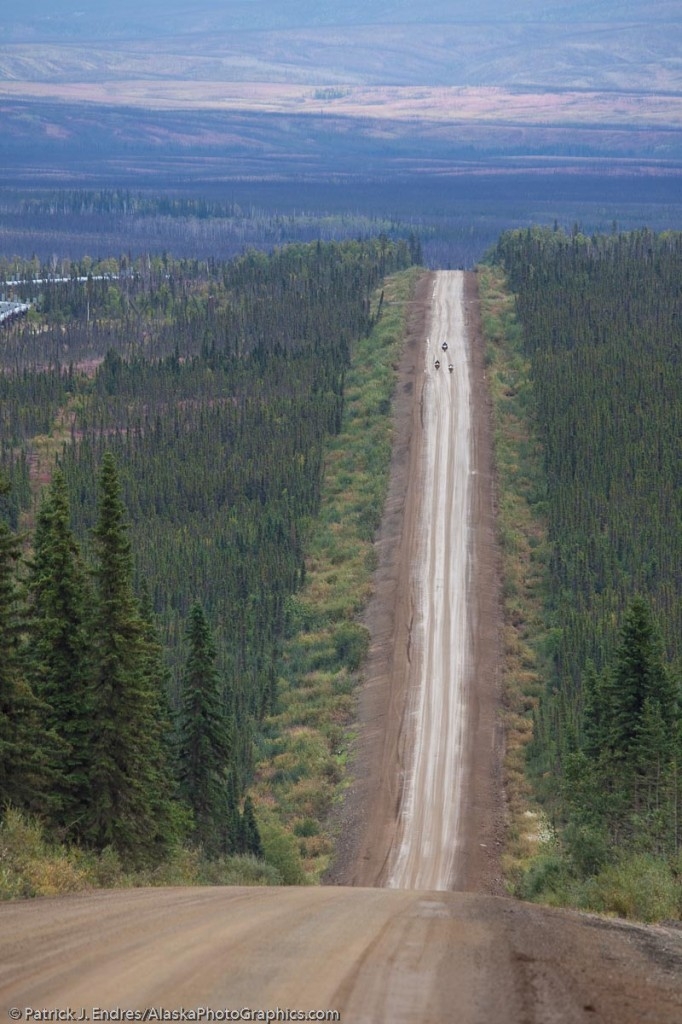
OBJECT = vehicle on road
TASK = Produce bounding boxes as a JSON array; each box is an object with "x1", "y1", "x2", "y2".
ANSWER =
[
  {"x1": 442, "y1": 342, "x2": 448, "y2": 351},
  {"x1": 434, "y1": 359, "x2": 440, "y2": 369}
]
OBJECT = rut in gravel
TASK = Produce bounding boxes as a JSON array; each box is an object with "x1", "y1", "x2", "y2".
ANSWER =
[{"x1": 387, "y1": 270, "x2": 472, "y2": 892}]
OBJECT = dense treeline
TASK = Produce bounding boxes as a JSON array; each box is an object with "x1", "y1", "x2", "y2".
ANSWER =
[
  {"x1": 6, "y1": 173, "x2": 677, "y2": 271},
  {"x1": 492, "y1": 227, "x2": 681, "y2": 881},
  {"x1": 0, "y1": 187, "x2": 426, "y2": 271},
  {"x1": 20, "y1": 191, "x2": 248, "y2": 219},
  {"x1": 0, "y1": 238, "x2": 413, "y2": 869}
]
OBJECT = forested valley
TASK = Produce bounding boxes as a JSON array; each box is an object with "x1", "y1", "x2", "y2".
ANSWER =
[
  {"x1": 3, "y1": 218, "x2": 681, "y2": 920},
  {"x1": 0, "y1": 237, "x2": 414, "y2": 889},
  {"x1": 489, "y1": 227, "x2": 682, "y2": 917}
]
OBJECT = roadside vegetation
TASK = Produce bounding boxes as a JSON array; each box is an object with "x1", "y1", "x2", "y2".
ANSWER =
[
  {"x1": 476, "y1": 263, "x2": 552, "y2": 881},
  {"x1": 0, "y1": 240, "x2": 416, "y2": 897},
  {"x1": 253, "y1": 267, "x2": 420, "y2": 880},
  {"x1": 482, "y1": 228, "x2": 682, "y2": 922}
]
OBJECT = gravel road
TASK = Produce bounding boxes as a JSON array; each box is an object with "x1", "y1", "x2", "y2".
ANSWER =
[
  {"x1": 387, "y1": 271, "x2": 471, "y2": 890},
  {"x1": 2, "y1": 886, "x2": 681, "y2": 1023}
]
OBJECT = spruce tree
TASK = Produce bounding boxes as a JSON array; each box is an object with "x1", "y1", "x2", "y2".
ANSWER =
[
  {"x1": 0, "y1": 476, "x2": 54, "y2": 811},
  {"x1": 178, "y1": 602, "x2": 234, "y2": 857},
  {"x1": 86, "y1": 452, "x2": 180, "y2": 864},
  {"x1": 138, "y1": 580, "x2": 190, "y2": 848},
  {"x1": 579, "y1": 597, "x2": 680, "y2": 851},
  {"x1": 239, "y1": 794, "x2": 263, "y2": 857},
  {"x1": 0, "y1": 490, "x2": 24, "y2": 803},
  {"x1": 26, "y1": 470, "x2": 93, "y2": 836},
  {"x1": 606, "y1": 597, "x2": 677, "y2": 768}
]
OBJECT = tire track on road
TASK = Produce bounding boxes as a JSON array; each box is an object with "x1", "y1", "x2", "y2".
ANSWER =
[{"x1": 387, "y1": 271, "x2": 471, "y2": 891}]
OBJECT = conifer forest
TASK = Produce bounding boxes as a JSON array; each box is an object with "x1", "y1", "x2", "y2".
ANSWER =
[
  {"x1": 1, "y1": 220, "x2": 681, "y2": 913},
  {"x1": 0, "y1": 238, "x2": 413, "y2": 870},
  {"x1": 492, "y1": 227, "x2": 682, "y2": 886}
]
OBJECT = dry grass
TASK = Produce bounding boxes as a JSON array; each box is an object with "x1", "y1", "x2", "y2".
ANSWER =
[{"x1": 478, "y1": 264, "x2": 552, "y2": 884}]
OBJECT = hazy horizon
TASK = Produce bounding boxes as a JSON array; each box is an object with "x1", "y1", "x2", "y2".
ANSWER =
[{"x1": 4, "y1": 1, "x2": 681, "y2": 92}]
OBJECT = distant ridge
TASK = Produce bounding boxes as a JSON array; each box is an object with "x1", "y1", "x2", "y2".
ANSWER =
[{"x1": 4, "y1": 1, "x2": 682, "y2": 93}]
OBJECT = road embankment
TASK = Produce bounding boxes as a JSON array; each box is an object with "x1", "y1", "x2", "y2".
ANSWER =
[{"x1": 330, "y1": 270, "x2": 503, "y2": 894}]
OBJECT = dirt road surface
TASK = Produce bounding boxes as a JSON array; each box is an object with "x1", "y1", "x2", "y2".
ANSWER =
[
  {"x1": 329, "y1": 269, "x2": 502, "y2": 892},
  {"x1": 2, "y1": 272, "x2": 681, "y2": 1023},
  {"x1": 386, "y1": 272, "x2": 471, "y2": 890},
  {"x1": 2, "y1": 886, "x2": 681, "y2": 1023}
]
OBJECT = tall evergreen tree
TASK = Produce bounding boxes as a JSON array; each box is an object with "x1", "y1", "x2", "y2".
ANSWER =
[
  {"x1": 604, "y1": 597, "x2": 678, "y2": 769},
  {"x1": 26, "y1": 470, "x2": 93, "y2": 835},
  {"x1": 578, "y1": 597, "x2": 681, "y2": 852},
  {"x1": 239, "y1": 794, "x2": 263, "y2": 858},
  {"x1": 86, "y1": 452, "x2": 180, "y2": 864},
  {"x1": 138, "y1": 578, "x2": 190, "y2": 844},
  {"x1": 0, "y1": 475, "x2": 54, "y2": 811},
  {"x1": 178, "y1": 602, "x2": 234, "y2": 857}
]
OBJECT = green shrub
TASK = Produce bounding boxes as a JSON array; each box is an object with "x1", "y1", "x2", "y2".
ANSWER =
[
  {"x1": 334, "y1": 621, "x2": 370, "y2": 671},
  {"x1": 259, "y1": 820, "x2": 307, "y2": 885},
  {"x1": 0, "y1": 808, "x2": 285, "y2": 897},
  {"x1": 564, "y1": 823, "x2": 611, "y2": 877},
  {"x1": 590, "y1": 854, "x2": 681, "y2": 923},
  {"x1": 0, "y1": 809, "x2": 92, "y2": 899},
  {"x1": 293, "y1": 817, "x2": 320, "y2": 837},
  {"x1": 518, "y1": 853, "x2": 569, "y2": 901},
  {"x1": 198, "y1": 855, "x2": 282, "y2": 887},
  {"x1": 89, "y1": 846, "x2": 126, "y2": 887}
]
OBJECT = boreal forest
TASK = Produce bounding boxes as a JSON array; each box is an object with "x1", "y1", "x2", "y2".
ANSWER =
[
  {"x1": 0, "y1": 237, "x2": 414, "y2": 883},
  {"x1": 0, "y1": 223, "x2": 680, "y2": 919},
  {"x1": 489, "y1": 227, "x2": 681, "y2": 914}
]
